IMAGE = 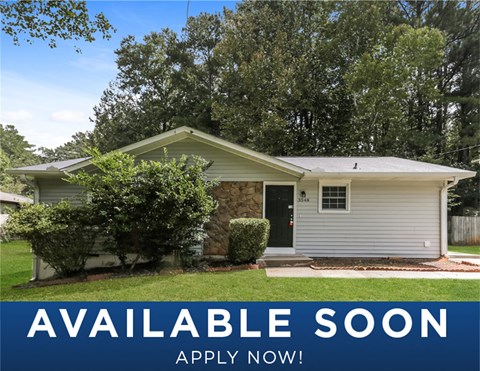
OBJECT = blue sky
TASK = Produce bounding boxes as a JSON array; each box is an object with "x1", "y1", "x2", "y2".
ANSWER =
[{"x1": 1, "y1": 1, "x2": 237, "y2": 149}]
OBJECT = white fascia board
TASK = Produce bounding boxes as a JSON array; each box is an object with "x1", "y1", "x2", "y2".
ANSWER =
[
  {"x1": 123, "y1": 130, "x2": 190, "y2": 155},
  {"x1": 6, "y1": 169, "x2": 65, "y2": 176},
  {"x1": 60, "y1": 158, "x2": 92, "y2": 172},
  {"x1": 64, "y1": 126, "x2": 307, "y2": 177},
  {"x1": 62, "y1": 129, "x2": 191, "y2": 172},
  {"x1": 302, "y1": 171, "x2": 476, "y2": 181}
]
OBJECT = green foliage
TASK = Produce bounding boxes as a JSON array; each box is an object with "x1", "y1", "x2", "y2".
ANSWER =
[
  {"x1": 228, "y1": 218, "x2": 270, "y2": 264},
  {"x1": 346, "y1": 24, "x2": 444, "y2": 156},
  {"x1": 39, "y1": 131, "x2": 93, "y2": 162},
  {"x1": 67, "y1": 149, "x2": 218, "y2": 266},
  {"x1": 6, "y1": 202, "x2": 97, "y2": 277},
  {"x1": 3, "y1": 240, "x2": 480, "y2": 301},
  {"x1": 85, "y1": 1, "x2": 478, "y2": 213},
  {"x1": 0, "y1": 0, "x2": 115, "y2": 52},
  {"x1": 0, "y1": 124, "x2": 38, "y2": 167},
  {"x1": 448, "y1": 162, "x2": 479, "y2": 216},
  {"x1": 0, "y1": 150, "x2": 23, "y2": 195},
  {"x1": 214, "y1": 1, "x2": 350, "y2": 156},
  {"x1": 91, "y1": 12, "x2": 223, "y2": 153},
  {"x1": 91, "y1": 30, "x2": 180, "y2": 152},
  {"x1": 0, "y1": 124, "x2": 39, "y2": 195}
]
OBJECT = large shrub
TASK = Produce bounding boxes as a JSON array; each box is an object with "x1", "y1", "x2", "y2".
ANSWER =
[
  {"x1": 68, "y1": 149, "x2": 218, "y2": 267},
  {"x1": 228, "y1": 218, "x2": 270, "y2": 264},
  {"x1": 6, "y1": 201, "x2": 97, "y2": 277}
]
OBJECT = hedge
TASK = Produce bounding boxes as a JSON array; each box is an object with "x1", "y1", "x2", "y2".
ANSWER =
[
  {"x1": 6, "y1": 201, "x2": 97, "y2": 277},
  {"x1": 228, "y1": 218, "x2": 270, "y2": 264}
]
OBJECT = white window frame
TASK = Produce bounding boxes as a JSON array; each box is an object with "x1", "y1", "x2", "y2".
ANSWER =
[{"x1": 318, "y1": 180, "x2": 351, "y2": 214}]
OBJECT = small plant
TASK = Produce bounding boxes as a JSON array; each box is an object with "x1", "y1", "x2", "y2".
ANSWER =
[
  {"x1": 228, "y1": 218, "x2": 270, "y2": 264},
  {"x1": 6, "y1": 201, "x2": 97, "y2": 277}
]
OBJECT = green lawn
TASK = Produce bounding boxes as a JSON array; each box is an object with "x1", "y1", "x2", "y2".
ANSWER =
[
  {"x1": 1, "y1": 240, "x2": 479, "y2": 301},
  {"x1": 449, "y1": 245, "x2": 480, "y2": 255}
]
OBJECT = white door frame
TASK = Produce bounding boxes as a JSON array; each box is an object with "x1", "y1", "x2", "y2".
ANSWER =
[{"x1": 263, "y1": 182, "x2": 297, "y2": 255}]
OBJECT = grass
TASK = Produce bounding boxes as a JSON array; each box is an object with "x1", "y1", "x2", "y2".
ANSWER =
[
  {"x1": 449, "y1": 245, "x2": 480, "y2": 255},
  {"x1": 1, "y1": 240, "x2": 479, "y2": 302}
]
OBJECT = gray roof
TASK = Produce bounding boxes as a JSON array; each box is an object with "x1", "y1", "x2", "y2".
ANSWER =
[
  {"x1": 0, "y1": 191, "x2": 33, "y2": 204},
  {"x1": 278, "y1": 156, "x2": 474, "y2": 175},
  {"x1": 7, "y1": 153, "x2": 475, "y2": 180},
  {"x1": 4, "y1": 125, "x2": 475, "y2": 181},
  {"x1": 12, "y1": 157, "x2": 90, "y2": 172}
]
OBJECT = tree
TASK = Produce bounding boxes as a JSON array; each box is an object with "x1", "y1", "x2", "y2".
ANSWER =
[
  {"x1": 39, "y1": 131, "x2": 93, "y2": 162},
  {"x1": 91, "y1": 13, "x2": 224, "y2": 153},
  {"x1": 0, "y1": 124, "x2": 39, "y2": 195},
  {"x1": 0, "y1": 0, "x2": 115, "y2": 52},
  {"x1": 67, "y1": 149, "x2": 218, "y2": 268},
  {"x1": 346, "y1": 25, "x2": 444, "y2": 156},
  {"x1": 91, "y1": 30, "x2": 180, "y2": 152},
  {"x1": 394, "y1": 1, "x2": 479, "y2": 162},
  {"x1": 214, "y1": 1, "x2": 353, "y2": 156},
  {"x1": 177, "y1": 13, "x2": 224, "y2": 135},
  {"x1": 0, "y1": 150, "x2": 23, "y2": 195},
  {"x1": 393, "y1": 1, "x2": 480, "y2": 214},
  {"x1": 0, "y1": 124, "x2": 38, "y2": 167}
]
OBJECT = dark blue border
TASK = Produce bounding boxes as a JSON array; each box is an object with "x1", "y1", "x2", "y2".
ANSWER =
[{"x1": 1, "y1": 302, "x2": 479, "y2": 371}]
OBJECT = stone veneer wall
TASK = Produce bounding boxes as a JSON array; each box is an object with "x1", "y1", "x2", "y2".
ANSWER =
[{"x1": 203, "y1": 181, "x2": 263, "y2": 255}]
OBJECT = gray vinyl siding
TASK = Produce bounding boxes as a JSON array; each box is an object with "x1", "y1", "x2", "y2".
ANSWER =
[
  {"x1": 295, "y1": 180, "x2": 442, "y2": 258},
  {"x1": 37, "y1": 177, "x2": 85, "y2": 205},
  {"x1": 137, "y1": 138, "x2": 298, "y2": 181}
]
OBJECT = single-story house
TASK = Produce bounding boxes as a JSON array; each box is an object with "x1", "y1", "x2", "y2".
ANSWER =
[
  {"x1": 8, "y1": 126, "x2": 476, "y2": 280},
  {"x1": 0, "y1": 191, "x2": 33, "y2": 227}
]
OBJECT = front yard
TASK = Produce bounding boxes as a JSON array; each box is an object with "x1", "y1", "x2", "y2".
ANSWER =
[{"x1": 1, "y1": 240, "x2": 479, "y2": 301}]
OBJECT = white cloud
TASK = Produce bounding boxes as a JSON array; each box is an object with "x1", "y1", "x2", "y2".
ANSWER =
[
  {"x1": 1, "y1": 70, "x2": 98, "y2": 149},
  {"x1": 2, "y1": 110, "x2": 33, "y2": 123},
  {"x1": 50, "y1": 110, "x2": 88, "y2": 124},
  {"x1": 71, "y1": 56, "x2": 117, "y2": 73}
]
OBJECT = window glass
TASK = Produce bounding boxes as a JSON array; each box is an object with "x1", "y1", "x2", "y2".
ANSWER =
[{"x1": 322, "y1": 186, "x2": 347, "y2": 210}]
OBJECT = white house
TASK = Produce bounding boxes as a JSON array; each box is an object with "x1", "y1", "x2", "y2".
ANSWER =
[
  {"x1": 0, "y1": 191, "x2": 33, "y2": 228},
  {"x1": 8, "y1": 126, "x2": 476, "y2": 279}
]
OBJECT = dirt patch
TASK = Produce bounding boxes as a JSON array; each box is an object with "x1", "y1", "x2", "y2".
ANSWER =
[{"x1": 310, "y1": 257, "x2": 480, "y2": 272}]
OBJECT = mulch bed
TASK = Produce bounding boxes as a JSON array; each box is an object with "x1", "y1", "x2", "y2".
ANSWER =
[
  {"x1": 184, "y1": 259, "x2": 259, "y2": 273},
  {"x1": 310, "y1": 257, "x2": 480, "y2": 273},
  {"x1": 13, "y1": 260, "x2": 260, "y2": 289},
  {"x1": 14, "y1": 256, "x2": 479, "y2": 289}
]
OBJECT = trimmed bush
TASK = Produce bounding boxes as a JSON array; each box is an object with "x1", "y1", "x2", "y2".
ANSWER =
[
  {"x1": 67, "y1": 149, "x2": 218, "y2": 268},
  {"x1": 6, "y1": 201, "x2": 97, "y2": 277},
  {"x1": 228, "y1": 218, "x2": 270, "y2": 264}
]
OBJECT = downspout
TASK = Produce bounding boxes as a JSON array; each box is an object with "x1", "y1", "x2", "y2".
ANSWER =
[
  {"x1": 440, "y1": 177, "x2": 459, "y2": 257},
  {"x1": 22, "y1": 175, "x2": 40, "y2": 281}
]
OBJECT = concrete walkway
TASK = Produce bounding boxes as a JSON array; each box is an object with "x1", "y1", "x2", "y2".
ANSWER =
[
  {"x1": 448, "y1": 252, "x2": 480, "y2": 266},
  {"x1": 266, "y1": 267, "x2": 480, "y2": 280}
]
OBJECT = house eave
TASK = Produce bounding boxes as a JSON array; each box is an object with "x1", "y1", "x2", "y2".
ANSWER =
[
  {"x1": 302, "y1": 171, "x2": 476, "y2": 181},
  {"x1": 62, "y1": 126, "x2": 307, "y2": 178},
  {"x1": 6, "y1": 169, "x2": 66, "y2": 177}
]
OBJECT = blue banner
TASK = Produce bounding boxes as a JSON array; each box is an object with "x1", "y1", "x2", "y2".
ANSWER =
[{"x1": 1, "y1": 302, "x2": 479, "y2": 371}]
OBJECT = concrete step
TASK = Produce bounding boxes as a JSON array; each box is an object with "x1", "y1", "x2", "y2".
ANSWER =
[{"x1": 257, "y1": 254, "x2": 313, "y2": 268}]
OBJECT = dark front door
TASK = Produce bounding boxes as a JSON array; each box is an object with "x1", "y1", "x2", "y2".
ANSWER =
[{"x1": 265, "y1": 185, "x2": 294, "y2": 247}]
